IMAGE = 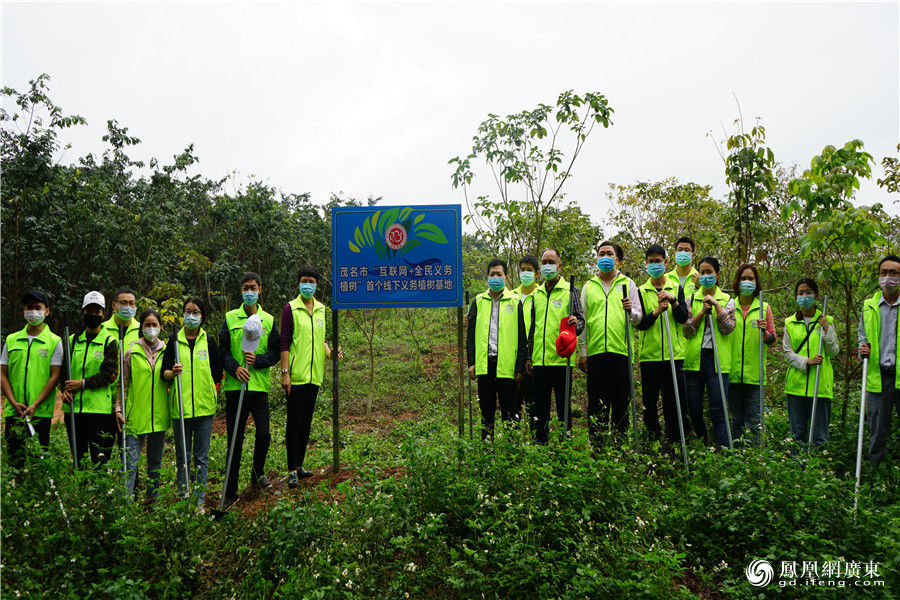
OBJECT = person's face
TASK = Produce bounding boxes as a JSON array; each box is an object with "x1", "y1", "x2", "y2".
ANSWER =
[
  {"x1": 299, "y1": 276, "x2": 317, "y2": 285},
  {"x1": 24, "y1": 301, "x2": 49, "y2": 317},
  {"x1": 83, "y1": 305, "x2": 103, "y2": 318},
  {"x1": 488, "y1": 265, "x2": 506, "y2": 278},
  {"x1": 241, "y1": 281, "x2": 261, "y2": 293},
  {"x1": 115, "y1": 293, "x2": 136, "y2": 310},
  {"x1": 675, "y1": 243, "x2": 693, "y2": 255},
  {"x1": 699, "y1": 262, "x2": 717, "y2": 277},
  {"x1": 141, "y1": 314, "x2": 161, "y2": 332},
  {"x1": 540, "y1": 250, "x2": 560, "y2": 268},
  {"x1": 796, "y1": 283, "x2": 816, "y2": 297},
  {"x1": 646, "y1": 253, "x2": 665, "y2": 267},
  {"x1": 519, "y1": 263, "x2": 535, "y2": 274},
  {"x1": 597, "y1": 245, "x2": 617, "y2": 260},
  {"x1": 184, "y1": 301, "x2": 202, "y2": 319},
  {"x1": 879, "y1": 260, "x2": 900, "y2": 279},
  {"x1": 739, "y1": 268, "x2": 756, "y2": 284}
]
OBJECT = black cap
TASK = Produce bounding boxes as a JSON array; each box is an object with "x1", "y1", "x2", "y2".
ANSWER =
[{"x1": 21, "y1": 289, "x2": 49, "y2": 307}]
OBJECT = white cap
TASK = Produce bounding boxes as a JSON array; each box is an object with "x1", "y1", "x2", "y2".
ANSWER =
[
  {"x1": 241, "y1": 314, "x2": 262, "y2": 354},
  {"x1": 82, "y1": 291, "x2": 106, "y2": 309}
]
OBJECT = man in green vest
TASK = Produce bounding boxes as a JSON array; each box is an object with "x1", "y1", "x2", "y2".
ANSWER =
[
  {"x1": 667, "y1": 236, "x2": 700, "y2": 294},
  {"x1": 859, "y1": 254, "x2": 900, "y2": 465},
  {"x1": 102, "y1": 287, "x2": 141, "y2": 454},
  {"x1": 634, "y1": 245, "x2": 690, "y2": 444},
  {"x1": 513, "y1": 254, "x2": 539, "y2": 424},
  {"x1": 1, "y1": 290, "x2": 63, "y2": 470},
  {"x1": 577, "y1": 241, "x2": 642, "y2": 444},
  {"x1": 525, "y1": 248, "x2": 584, "y2": 444},
  {"x1": 218, "y1": 272, "x2": 280, "y2": 508},
  {"x1": 466, "y1": 259, "x2": 527, "y2": 439}
]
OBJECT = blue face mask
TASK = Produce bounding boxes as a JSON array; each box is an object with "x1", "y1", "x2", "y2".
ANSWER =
[
  {"x1": 796, "y1": 294, "x2": 815, "y2": 309},
  {"x1": 118, "y1": 306, "x2": 136, "y2": 320},
  {"x1": 540, "y1": 264, "x2": 558, "y2": 280},
  {"x1": 597, "y1": 256, "x2": 615, "y2": 273},
  {"x1": 739, "y1": 281, "x2": 757, "y2": 296},
  {"x1": 299, "y1": 282, "x2": 316, "y2": 299},
  {"x1": 488, "y1": 276, "x2": 505, "y2": 292},
  {"x1": 242, "y1": 291, "x2": 258, "y2": 306},
  {"x1": 699, "y1": 274, "x2": 717, "y2": 290},
  {"x1": 646, "y1": 262, "x2": 665, "y2": 278},
  {"x1": 675, "y1": 251, "x2": 692, "y2": 267},
  {"x1": 183, "y1": 313, "x2": 202, "y2": 329},
  {"x1": 519, "y1": 271, "x2": 535, "y2": 286}
]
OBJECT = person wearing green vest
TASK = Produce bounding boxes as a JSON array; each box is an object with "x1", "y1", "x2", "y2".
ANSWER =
[
  {"x1": 118, "y1": 309, "x2": 170, "y2": 500},
  {"x1": 466, "y1": 259, "x2": 527, "y2": 439},
  {"x1": 783, "y1": 278, "x2": 839, "y2": 450},
  {"x1": 101, "y1": 287, "x2": 141, "y2": 457},
  {"x1": 858, "y1": 255, "x2": 900, "y2": 465},
  {"x1": 161, "y1": 297, "x2": 223, "y2": 510},
  {"x1": 513, "y1": 254, "x2": 539, "y2": 423},
  {"x1": 727, "y1": 264, "x2": 776, "y2": 447},
  {"x1": 683, "y1": 256, "x2": 735, "y2": 447},
  {"x1": 218, "y1": 272, "x2": 280, "y2": 507},
  {"x1": 634, "y1": 246, "x2": 689, "y2": 444},
  {"x1": 1, "y1": 290, "x2": 63, "y2": 471},
  {"x1": 280, "y1": 266, "x2": 341, "y2": 488},
  {"x1": 667, "y1": 236, "x2": 700, "y2": 296},
  {"x1": 525, "y1": 248, "x2": 584, "y2": 444},
  {"x1": 577, "y1": 241, "x2": 642, "y2": 443},
  {"x1": 60, "y1": 291, "x2": 119, "y2": 466}
]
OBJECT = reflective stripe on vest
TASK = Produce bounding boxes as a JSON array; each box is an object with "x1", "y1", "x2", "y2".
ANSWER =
[{"x1": 474, "y1": 289, "x2": 520, "y2": 379}]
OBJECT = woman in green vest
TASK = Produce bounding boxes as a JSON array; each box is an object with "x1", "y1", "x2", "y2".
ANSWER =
[
  {"x1": 683, "y1": 256, "x2": 735, "y2": 447},
  {"x1": 118, "y1": 309, "x2": 170, "y2": 500},
  {"x1": 466, "y1": 259, "x2": 527, "y2": 439},
  {"x1": 1, "y1": 290, "x2": 62, "y2": 470},
  {"x1": 727, "y1": 264, "x2": 776, "y2": 446},
  {"x1": 161, "y1": 297, "x2": 223, "y2": 510},
  {"x1": 279, "y1": 266, "x2": 341, "y2": 487},
  {"x1": 783, "y1": 278, "x2": 839, "y2": 450}
]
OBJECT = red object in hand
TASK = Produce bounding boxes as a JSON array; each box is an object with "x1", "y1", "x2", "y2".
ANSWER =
[{"x1": 555, "y1": 317, "x2": 577, "y2": 358}]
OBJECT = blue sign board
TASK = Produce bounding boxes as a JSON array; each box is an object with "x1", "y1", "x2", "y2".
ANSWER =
[{"x1": 331, "y1": 205, "x2": 463, "y2": 309}]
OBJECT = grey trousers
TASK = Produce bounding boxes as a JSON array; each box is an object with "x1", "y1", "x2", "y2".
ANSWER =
[{"x1": 867, "y1": 368, "x2": 899, "y2": 465}]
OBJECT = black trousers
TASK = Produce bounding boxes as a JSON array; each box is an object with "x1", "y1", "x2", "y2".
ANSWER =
[
  {"x1": 476, "y1": 357, "x2": 519, "y2": 439},
  {"x1": 224, "y1": 390, "x2": 271, "y2": 499},
  {"x1": 517, "y1": 371, "x2": 534, "y2": 425},
  {"x1": 5, "y1": 415, "x2": 50, "y2": 470},
  {"x1": 640, "y1": 360, "x2": 689, "y2": 444},
  {"x1": 64, "y1": 412, "x2": 118, "y2": 467},
  {"x1": 586, "y1": 353, "x2": 630, "y2": 442},
  {"x1": 532, "y1": 365, "x2": 572, "y2": 444},
  {"x1": 286, "y1": 383, "x2": 320, "y2": 471}
]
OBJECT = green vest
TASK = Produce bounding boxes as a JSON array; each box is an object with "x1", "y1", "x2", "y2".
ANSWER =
[
  {"x1": 862, "y1": 291, "x2": 900, "y2": 393},
  {"x1": 223, "y1": 305, "x2": 274, "y2": 393},
  {"x1": 684, "y1": 287, "x2": 733, "y2": 372},
  {"x1": 288, "y1": 296, "x2": 327, "y2": 386},
  {"x1": 64, "y1": 328, "x2": 116, "y2": 414},
  {"x1": 784, "y1": 310, "x2": 835, "y2": 399},
  {"x1": 729, "y1": 298, "x2": 769, "y2": 385},
  {"x1": 666, "y1": 267, "x2": 698, "y2": 298},
  {"x1": 531, "y1": 278, "x2": 573, "y2": 367},
  {"x1": 169, "y1": 328, "x2": 217, "y2": 419},
  {"x1": 474, "y1": 288, "x2": 521, "y2": 379},
  {"x1": 583, "y1": 273, "x2": 632, "y2": 357},
  {"x1": 637, "y1": 278, "x2": 684, "y2": 362},
  {"x1": 514, "y1": 284, "x2": 537, "y2": 334},
  {"x1": 125, "y1": 342, "x2": 170, "y2": 435},
  {"x1": 101, "y1": 316, "x2": 140, "y2": 385},
  {"x1": 2, "y1": 325, "x2": 62, "y2": 419}
]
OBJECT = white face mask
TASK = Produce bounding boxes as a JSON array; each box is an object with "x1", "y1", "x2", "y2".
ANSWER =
[
  {"x1": 24, "y1": 310, "x2": 46, "y2": 326},
  {"x1": 880, "y1": 275, "x2": 900, "y2": 293},
  {"x1": 142, "y1": 327, "x2": 160, "y2": 343}
]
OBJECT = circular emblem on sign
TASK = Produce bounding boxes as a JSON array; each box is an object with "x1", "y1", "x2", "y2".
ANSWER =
[{"x1": 385, "y1": 224, "x2": 407, "y2": 250}]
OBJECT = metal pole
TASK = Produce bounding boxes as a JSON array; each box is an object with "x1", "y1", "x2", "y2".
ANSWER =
[
  {"x1": 623, "y1": 283, "x2": 637, "y2": 451},
  {"x1": 758, "y1": 290, "x2": 766, "y2": 448},
  {"x1": 457, "y1": 303, "x2": 465, "y2": 438},
  {"x1": 808, "y1": 296, "x2": 828, "y2": 446},
  {"x1": 853, "y1": 358, "x2": 869, "y2": 513},
  {"x1": 465, "y1": 291, "x2": 472, "y2": 439},
  {"x1": 563, "y1": 277, "x2": 576, "y2": 437},
  {"x1": 332, "y1": 309, "x2": 340, "y2": 471},
  {"x1": 174, "y1": 338, "x2": 190, "y2": 496},
  {"x1": 707, "y1": 312, "x2": 733, "y2": 449},
  {"x1": 25, "y1": 416, "x2": 69, "y2": 525},
  {"x1": 119, "y1": 336, "x2": 127, "y2": 476},
  {"x1": 663, "y1": 312, "x2": 689, "y2": 473},
  {"x1": 63, "y1": 324, "x2": 79, "y2": 470},
  {"x1": 219, "y1": 382, "x2": 247, "y2": 513}
]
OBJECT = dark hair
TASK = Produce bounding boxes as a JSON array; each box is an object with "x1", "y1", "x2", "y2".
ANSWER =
[
  {"x1": 675, "y1": 236, "x2": 695, "y2": 252},
  {"x1": 879, "y1": 255, "x2": 900, "y2": 270},
  {"x1": 138, "y1": 308, "x2": 162, "y2": 329},
  {"x1": 114, "y1": 287, "x2": 136, "y2": 302},
  {"x1": 519, "y1": 254, "x2": 539, "y2": 271},
  {"x1": 794, "y1": 277, "x2": 819, "y2": 319},
  {"x1": 542, "y1": 248, "x2": 561, "y2": 261},
  {"x1": 487, "y1": 258, "x2": 508, "y2": 276},
  {"x1": 732, "y1": 263, "x2": 762, "y2": 298},
  {"x1": 645, "y1": 244, "x2": 666, "y2": 259},
  {"x1": 598, "y1": 241, "x2": 624, "y2": 262},
  {"x1": 183, "y1": 297, "x2": 207, "y2": 325},
  {"x1": 240, "y1": 272, "x2": 262, "y2": 287},
  {"x1": 698, "y1": 256, "x2": 720, "y2": 274},
  {"x1": 296, "y1": 265, "x2": 321, "y2": 284}
]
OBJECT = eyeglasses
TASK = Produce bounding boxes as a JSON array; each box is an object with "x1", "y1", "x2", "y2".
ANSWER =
[{"x1": 880, "y1": 269, "x2": 900, "y2": 277}]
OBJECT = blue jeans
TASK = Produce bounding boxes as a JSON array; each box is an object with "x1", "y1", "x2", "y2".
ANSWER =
[
  {"x1": 686, "y1": 350, "x2": 730, "y2": 447},
  {"x1": 172, "y1": 415, "x2": 214, "y2": 504},
  {"x1": 787, "y1": 394, "x2": 830, "y2": 451},
  {"x1": 125, "y1": 431, "x2": 166, "y2": 499},
  {"x1": 728, "y1": 383, "x2": 762, "y2": 446}
]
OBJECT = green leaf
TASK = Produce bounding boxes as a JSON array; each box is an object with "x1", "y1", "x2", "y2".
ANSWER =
[
  {"x1": 399, "y1": 239, "x2": 422, "y2": 254},
  {"x1": 363, "y1": 218, "x2": 373, "y2": 245},
  {"x1": 348, "y1": 241, "x2": 360, "y2": 253},
  {"x1": 414, "y1": 214, "x2": 425, "y2": 225},
  {"x1": 413, "y1": 222, "x2": 449, "y2": 244}
]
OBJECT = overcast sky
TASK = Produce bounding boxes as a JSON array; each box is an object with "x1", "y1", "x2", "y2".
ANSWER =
[{"x1": 3, "y1": 1, "x2": 898, "y2": 228}]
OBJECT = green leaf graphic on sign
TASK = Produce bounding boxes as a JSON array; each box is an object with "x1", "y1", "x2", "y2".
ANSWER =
[
  {"x1": 348, "y1": 208, "x2": 450, "y2": 261},
  {"x1": 413, "y1": 222, "x2": 448, "y2": 244}
]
